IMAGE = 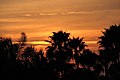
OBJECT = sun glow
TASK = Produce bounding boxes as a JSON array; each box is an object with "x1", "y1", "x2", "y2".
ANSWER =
[
  {"x1": 13, "y1": 41, "x2": 49, "y2": 45},
  {"x1": 13, "y1": 40, "x2": 97, "y2": 45},
  {"x1": 28, "y1": 40, "x2": 97, "y2": 45},
  {"x1": 28, "y1": 41, "x2": 49, "y2": 45},
  {"x1": 85, "y1": 41, "x2": 97, "y2": 44}
]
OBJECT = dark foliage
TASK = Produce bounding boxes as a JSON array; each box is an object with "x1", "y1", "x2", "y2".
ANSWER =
[{"x1": 0, "y1": 24, "x2": 120, "y2": 80}]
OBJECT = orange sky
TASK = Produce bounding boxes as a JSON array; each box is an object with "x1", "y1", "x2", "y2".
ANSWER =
[{"x1": 0, "y1": 0, "x2": 120, "y2": 51}]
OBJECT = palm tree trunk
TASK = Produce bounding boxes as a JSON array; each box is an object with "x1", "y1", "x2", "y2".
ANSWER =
[
  {"x1": 74, "y1": 49, "x2": 79, "y2": 68},
  {"x1": 58, "y1": 43, "x2": 62, "y2": 51}
]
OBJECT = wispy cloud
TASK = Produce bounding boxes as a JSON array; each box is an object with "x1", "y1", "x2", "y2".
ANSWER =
[
  {"x1": 21, "y1": 9, "x2": 120, "y2": 17},
  {"x1": 39, "y1": 13, "x2": 58, "y2": 16}
]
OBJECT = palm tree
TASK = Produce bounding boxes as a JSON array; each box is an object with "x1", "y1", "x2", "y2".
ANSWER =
[
  {"x1": 18, "y1": 46, "x2": 36, "y2": 68},
  {"x1": 68, "y1": 37, "x2": 87, "y2": 68},
  {"x1": 46, "y1": 30, "x2": 71, "y2": 61},
  {"x1": 79, "y1": 49, "x2": 98, "y2": 69},
  {"x1": 98, "y1": 24, "x2": 120, "y2": 78},
  {"x1": 0, "y1": 37, "x2": 18, "y2": 79},
  {"x1": 45, "y1": 30, "x2": 74, "y2": 79},
  {"x1": 33, "y1": 49, "x2": 47, "y2": 69}
]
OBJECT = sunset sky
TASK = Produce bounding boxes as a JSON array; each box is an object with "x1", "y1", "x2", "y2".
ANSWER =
[{"x1": 0, "y1": 0, "x2": 120, "y2": 51}]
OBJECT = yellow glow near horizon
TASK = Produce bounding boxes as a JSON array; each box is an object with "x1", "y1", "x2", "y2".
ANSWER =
[
  {"x1": 28, "y1": 41, "x2": 49, "y2": 45},
  {"x1": 13, "y1": 40, "x2": 97, "y2": 45},
  {"x1": 1, "y1": 0, "x2": 120, "y2": 51},
  {"x1": 29, "y1": 40, "x2": 97, "y2": 45},
  {"x1": 13, "y1": 41, "x2": 49, "y2": 45}
]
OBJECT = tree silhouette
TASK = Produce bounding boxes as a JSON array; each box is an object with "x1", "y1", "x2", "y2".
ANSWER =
[
  {"x1": 46, "y1": 30, "x2": 71, "y2": 61},
  {"x1": 21, "y1": 46, "x2": 36, "y2": 68},
  {"x1": 68, "y1": 37, "x2": 87, "y2": 68},
  {"x1": 16, "y1": 32, "x2": 27, "y2": 61},
  {"x1": 46, "y1": 30, "x2": 74, "y2": 79},
  {"x1": 0, "y1": 37, "x2": 18, "y2": 80},
  {"x1": 18, "y1": 32, "x2": 27, "y2": 46},
  {"x1": 79, "y1": 49, "x2": 98, "y2": 69},
  {"x1": 98, "y1": 24, "x2": 120, "y2": 79},
  {"x1": 1, "y1": 25, "x2": 120, "y2": 80}
]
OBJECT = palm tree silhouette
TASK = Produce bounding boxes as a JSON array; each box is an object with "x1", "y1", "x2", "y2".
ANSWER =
[
  {"x1": 46, "y1": 30, "x2": 74, "y2": 79},
  {"x1": 0, "y1": 37, "x2": 18, "y2": 79},
  {"x1": 79, "y1": 49, "x2": 98, "y2": 69},
  {"x1": 18, "y1": 46, "x2": 36, "y2": 68},
  {"x1": 68, "y1": 37, "x2": 87, "y2": 68},
  {"x1": 46, "y1": 30, "x2": 71, "y2": 60},
  {"x1": 98, "y1": 24, "x2": 120, "y2": 79},
  {"x1": 1, "y1": 26, "x2": 120, "y2": 80}
]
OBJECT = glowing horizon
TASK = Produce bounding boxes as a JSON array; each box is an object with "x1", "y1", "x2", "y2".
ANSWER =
[
  {"x1": 12, "y1": 40, "x2": 98, "y2": 53},
  {"x1": 1, "y1": 0, "x2": 120, "y2": 51},
  {"x1": 12, "y1": 40, "x2": 97, "y2": 45}
]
